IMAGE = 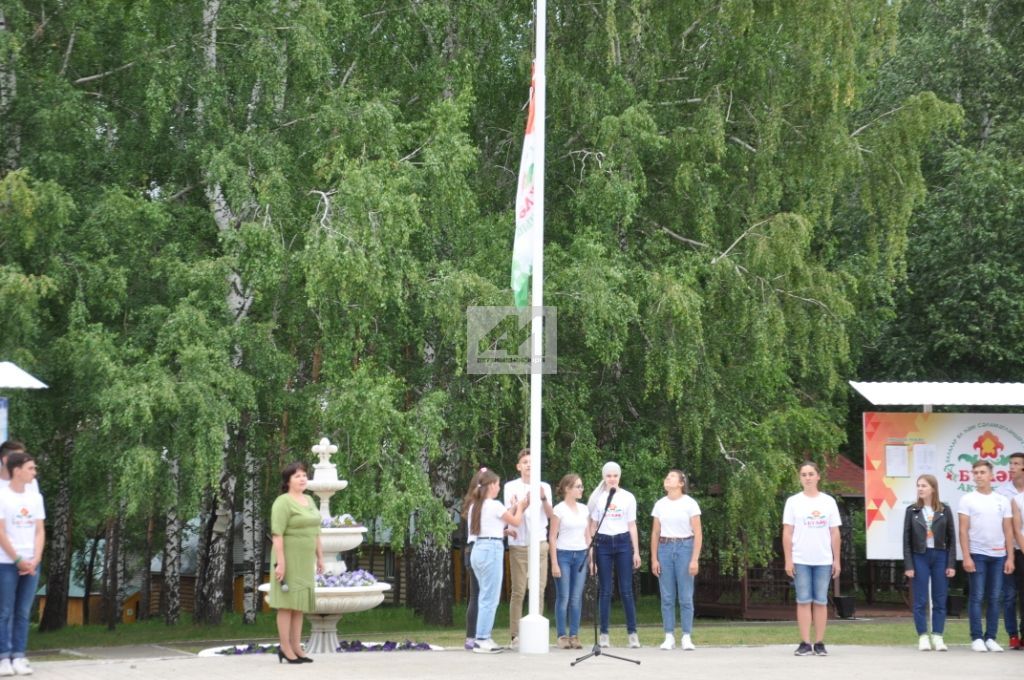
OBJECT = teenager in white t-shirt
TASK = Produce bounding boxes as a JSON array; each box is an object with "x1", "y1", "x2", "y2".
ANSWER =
[
  {"x1": 502, "y1": 448, "x2": 553, "y2": 646},
  {"x1": 782, "y1": 461, "x2": 841, "y2": 657},
  {"x1": 467, "y1": 469, "x2": 527, "y2": 653},
  {"x1": 0, "y1": 452, "x2": 45, "y2": 676},
  {"x1": 460, "y1": 467, "x2": 491, "y2": 651},
  {"x1": 650, "y1": 469, "x2": 702, "y2": 650},
  {"x1": 549, "y1": 473, "x2": 592, "y2": 649},
  {"x1": 587, "y1": 461, "x2": 640, "y2": 648},
  {"x1": 959, "y1": 460, "x2": 1015, "y2": 652},
  {"x1": 996, "y1": 452, "x2": 1024, "y2": 648}
]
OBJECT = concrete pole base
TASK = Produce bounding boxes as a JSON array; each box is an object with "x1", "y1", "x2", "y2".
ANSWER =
[{"x1": 517, "y1": 614, "x2": 550, "y2": 654}]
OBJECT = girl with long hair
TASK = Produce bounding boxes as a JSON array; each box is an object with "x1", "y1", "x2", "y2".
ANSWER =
[
  {"x1": 460, "y1": 466, "x2": 490, "y2": 650},
  {"x1": 903, "y1": 473, "x2": 956, "y2": 651},
  {"x1": 468, "y1": 469, "x2": 528, "y2": 653},
  {"x1": 549, "y1": 473, "x2": 591, "y2": 649},
  {"x1": 651, "y1": 469, "x2": 702, "y2": 650},
  {"x1": 587, "y1": 461, "x2": 641, "y2": 648}
]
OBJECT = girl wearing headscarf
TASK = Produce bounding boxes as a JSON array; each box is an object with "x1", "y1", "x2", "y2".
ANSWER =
[{"x1": 587, "y1": 461, "x2": 641, "y2": 648}]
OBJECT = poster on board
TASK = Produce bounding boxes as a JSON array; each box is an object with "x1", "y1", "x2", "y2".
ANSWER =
[{"x1": 863, "y1": 412, "x2": 1024, "y2": 560}]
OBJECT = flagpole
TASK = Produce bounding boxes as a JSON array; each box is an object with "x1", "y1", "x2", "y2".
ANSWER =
[{"x1": 520, "y1": 0, "x2": 549, "y2": 655}]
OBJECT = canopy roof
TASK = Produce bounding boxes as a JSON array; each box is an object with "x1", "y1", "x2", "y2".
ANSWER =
[
  {"x1": 849, "y1": 381, "x2": 1024, "y2": 406},
  {"x1": 0, "y1": 362, "x2": 47, "y2": 389}
]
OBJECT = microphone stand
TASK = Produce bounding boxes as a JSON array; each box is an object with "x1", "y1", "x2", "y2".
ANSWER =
[{"x1": 572, "y1": 491, "x2": 640, "y2": 667}]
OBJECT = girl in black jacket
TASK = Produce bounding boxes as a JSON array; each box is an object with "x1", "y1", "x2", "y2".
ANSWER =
[{"x1": 903, "y1": 474, "x2": 956, "y2": 651}]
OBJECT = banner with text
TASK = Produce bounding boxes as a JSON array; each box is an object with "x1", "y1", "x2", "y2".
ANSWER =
[{"x1": 864, "y1": 411, "x2": 1024, "y2": 560}]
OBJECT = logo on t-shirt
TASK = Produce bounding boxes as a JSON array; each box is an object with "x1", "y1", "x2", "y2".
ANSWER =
[{"x1": 803, "y1": 510, "x2": 829, "y2": 529}]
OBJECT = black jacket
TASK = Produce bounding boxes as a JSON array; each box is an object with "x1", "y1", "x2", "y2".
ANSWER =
[{"x1": 902, "y1": 503, "x2": 956, "y2": 571}]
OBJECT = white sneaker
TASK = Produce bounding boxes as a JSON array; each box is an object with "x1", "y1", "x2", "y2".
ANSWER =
[
  {"x1": 598, "y1": 634, "x2": 610, "y2": 648},
  {"x1": 681, "y1": 634, "x2": 695, "y2": 651},
  {"x1": 985, "y1": 638, "x2": 1004, "y2": 652},
  {"x1": 472, "y1": 638, "x2": 503, "y2": 654},
  {"x1": 918, "y1": 634, "x2": 931, "y2": 651},
  {"x1": 9, "y1": 660, "x2": 29, "y2": 676},
  {"x1": 659, "y1": 633, "x2": 675, "y2": 650},
  {"x1": 933, "y1": 635, "x2": 947, "y2": 651},
  {"x1": 0, "y1": 660, "x2": 12, "y2": 677},
  {"x1": 971, "y1": 638, "x2": 988, "y2": 652},
  {"x1": 627, "y1": 633, "x2": 640, "y2": 648}
]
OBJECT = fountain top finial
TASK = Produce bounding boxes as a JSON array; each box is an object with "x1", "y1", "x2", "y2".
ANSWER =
[{"x1": 312, "y1": 437, "x2": 338, "y2": 464}]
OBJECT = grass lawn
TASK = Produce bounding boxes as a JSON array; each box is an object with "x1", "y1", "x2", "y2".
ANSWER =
[{"x1": 29, "y1": 596, "x2": 961, "y2": 652}]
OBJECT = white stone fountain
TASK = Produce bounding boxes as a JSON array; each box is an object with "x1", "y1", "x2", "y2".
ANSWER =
[{"x1": 260, "y1": 437, "x2": 391, "y2": 654}]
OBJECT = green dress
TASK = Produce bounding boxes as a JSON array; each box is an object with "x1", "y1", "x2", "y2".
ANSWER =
[{"x1": 269, "y1": 493, "x2": 322, "y2": 613}]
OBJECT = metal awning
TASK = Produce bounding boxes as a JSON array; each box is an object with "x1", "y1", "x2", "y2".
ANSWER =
[
  {"x1": 0, "y1": 362, "x2": 47, "y2": 389},
  {"x1": 849, "y1": 381, "x2": 1024, "y2": 407}
]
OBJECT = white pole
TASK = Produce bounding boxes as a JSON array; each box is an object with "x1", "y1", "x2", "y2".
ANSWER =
[{"x1": 519, "y1": 0, "x2": 549, "y2": 655}]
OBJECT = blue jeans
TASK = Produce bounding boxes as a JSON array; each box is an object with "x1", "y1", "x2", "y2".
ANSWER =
[
  {"x1": 595, "y1": 533, "x2": 637, "y2": 634},
  {"x1": 657, "y1": 539, "x2": 695, "y2": 634},
  {"x1": 911, "y1": 549, "x2": 949, "y2": 634},
  {"x1": 469, "y1": 539, "x2": 504, "y2": 640},
  {"x1": 968, "y1": 553, "x2": 1004, "y2": 641},
  {"x1": 793, "y1": 563, "x2": 831, "y2": 605},
  {"x1": 1003, "y1": 549, "x2": 1022, "y2": 637},
  {"x1": 554, "y1": 549, "x2": 587, "y2": 637},
  {"x1": 0, "y1": 564, "x2": 40, "y2": 658}
]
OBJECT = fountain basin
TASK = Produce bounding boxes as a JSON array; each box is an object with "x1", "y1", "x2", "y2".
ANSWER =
[
  {"x1": 320, "y1": 526, "x2": 367, "y2": 554},
  {"x1": 259, "y1": 582, "x2": 392, "y2": 654}
]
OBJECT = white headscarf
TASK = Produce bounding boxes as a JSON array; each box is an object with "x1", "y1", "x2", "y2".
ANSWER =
[{"x1": 587, "y1": 461, "x2": 622, "y2": 512}]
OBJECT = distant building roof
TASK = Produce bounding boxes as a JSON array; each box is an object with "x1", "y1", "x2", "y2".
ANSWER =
[
  {"x1": 826, "y1": 456, "x2": 864, "y2": 498},
  {"x1": 850, "y1": 381, "x2": 1024, "y2": 407}
]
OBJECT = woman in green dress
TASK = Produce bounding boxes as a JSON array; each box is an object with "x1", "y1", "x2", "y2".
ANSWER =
[{"x1": 271, "y1": 462, "x2": 324, "y2": 663}]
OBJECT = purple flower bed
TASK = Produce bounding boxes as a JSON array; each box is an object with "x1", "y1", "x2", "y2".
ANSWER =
[
  {"x1": 321, "y1": 513, "x2": 362, "y2": 528},
  {"x1": 215, "y1": 640, "x2": 431, "y2": 655},
  {"x1": 316, "y1": 568, "x2": 378, "y2": 587}
]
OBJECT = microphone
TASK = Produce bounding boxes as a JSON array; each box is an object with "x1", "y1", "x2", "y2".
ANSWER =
[{"x1": 603, "y1": 487, "x2": 617, "y2": 512}]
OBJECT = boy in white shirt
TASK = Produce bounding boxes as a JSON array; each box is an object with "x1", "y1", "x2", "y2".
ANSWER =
[
  {"x1": 960, "y1": 460, "x2": 1015, "y2": 652},
  {"x1": 502, "y1": 448, "x2": 552, "y2": 647}
]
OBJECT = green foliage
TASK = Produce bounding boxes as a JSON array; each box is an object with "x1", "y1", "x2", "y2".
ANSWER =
[{"x1": 0, "y1": 0, "x2": 973, "y2": 600}]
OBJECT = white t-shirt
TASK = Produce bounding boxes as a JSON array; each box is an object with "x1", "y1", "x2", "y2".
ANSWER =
[
  {"x1": 959, "y1": 490, "x2": 1011, "y2": 557},
  {"x1": 782, "y1": 491, "x2": 842, "y2": 566},
  {"x1": 997, "y1": 481, "x2": 1024, "y2": 499},
  {"x1": 471, "y1": 498, "x2": 508, "y2": 539},
  {"x1": 651, "y1": 495, "x2": 701, "y2": 538},
  {"x1": 552, "y1": 501, "x2": 589, "y2": 550},
  {"x1": 589, "y1": 488, "x2": 637, "y2": 536},
  {"x1": 503, "y1": 478, "x2": 552, "y2": 546},
  {"x1": 0, "y1": 486, "x2": 46, "y2": 562}
]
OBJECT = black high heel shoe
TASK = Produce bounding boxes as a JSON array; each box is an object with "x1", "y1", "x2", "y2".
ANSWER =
[
  {"x1": 297, "y1": 655, "x2": 314, "y2": 663},
  {"x1": 277, "y1": 648, "x2": 303, "y2": 664}
]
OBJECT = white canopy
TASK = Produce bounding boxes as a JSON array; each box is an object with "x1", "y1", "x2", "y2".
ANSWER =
[
  {"x1": 0, "y1": 362, "x2": 48, "y2": 389},
  {"x1": 849, "y1": 381, "x2": 1024, "y2": 407}
]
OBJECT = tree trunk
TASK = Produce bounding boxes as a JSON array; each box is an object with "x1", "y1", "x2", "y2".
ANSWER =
[
  {"x1": 164, "y1": 460, "x2": 183, "y2": 625},
  {"x1": 0, "y1": 8, "x2": 20, "y2": 169},
  {"x1": 39, "y1": 447, "x2": 72, "y2": 632},
  {"x1": 138, "y1": 515, "x2": 154, "y2": 621},
  {"x1": 195, "y1": 465, "x2": 236, "y2": 625},
  {"x1": 101, "y1": 513, "x2": 121, "y2": 630},
  {"x1": 241, "y1": 418, "x2": 262, "y2": 624},
  {"x1": 408, "y1": 439, "x2": 458, "y2": 625},
  {"x1": 81, "y1": 529, "x2": 101, "y2": 626},
  {"x1": 192, "y1": 488, "x2": 214, "y2": 623}
]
